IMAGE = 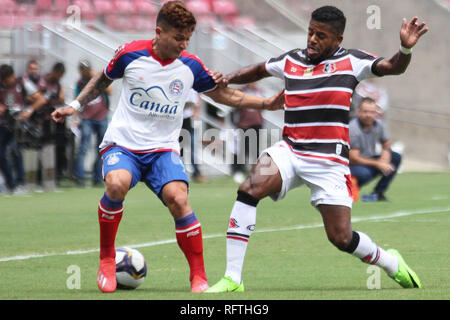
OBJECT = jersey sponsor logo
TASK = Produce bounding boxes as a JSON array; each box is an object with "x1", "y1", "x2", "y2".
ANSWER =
[
  {"x1": 303, "y1": 67, "x2": 314, "y2": 78},
  {"x1": 129, "y1": 86, "x2": 179, "y2": 119}
]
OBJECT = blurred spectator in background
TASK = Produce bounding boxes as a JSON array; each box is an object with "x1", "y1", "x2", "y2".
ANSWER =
[
  {"x1": 231, "y1": 83, "x2": 264, "y2": 183},
  {"x1": 180, "y1": 89, "x2": 207, "y2": 183},
  {"x1": 73, "y1": 59, "x2": 110, "y2": 187},
  {"x1": 349, "y1": 97, "x2": 401, "y2": 202},
  {"x1": 351, "y1": 78, "x2": 389, "y2": 119},
  {"x1": 38, "y1": 62, "x2": 68, "y2": 185},
  {"x1": 22, "y1": 60, "x2": 42, "y2": 87},
  {"x1": 0, "y1": 64, "x2": 45, "y2": 195}
]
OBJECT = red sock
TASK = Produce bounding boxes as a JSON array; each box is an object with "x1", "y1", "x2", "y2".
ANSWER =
[
  {"x1": 98, "y1": 194, "x2": 124, "y2": 260},
  {"x1": 175, "y1": 213, "x2": 207, "y2": 281}
]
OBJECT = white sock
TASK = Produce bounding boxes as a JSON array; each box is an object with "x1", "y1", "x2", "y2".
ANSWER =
[
  {"x1": 352, "y1": 231, "x2": 399, "y2": 276},
  {"x1": 224, "y1": 200, "x2": 256, "y2": 284}
]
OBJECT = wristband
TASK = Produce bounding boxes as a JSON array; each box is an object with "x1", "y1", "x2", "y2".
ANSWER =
[
  {"x1": 399, "y1": 45, "x2": 412, "y2": 55},
  {"x1": 68, "y1": 100, "x2": 82, "y2": 112}
]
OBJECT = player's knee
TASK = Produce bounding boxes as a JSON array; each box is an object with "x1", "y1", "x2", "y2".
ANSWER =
[
  {"x1": 163, "y1": 188, "x2": 189, "y2": 211},
  {"x1": 327, "y1": 232, "x2": 353, "y2": 251},
  {"x1": 238, "y1": 181, "x2": 262, "y2": 200},
  {"x1": 105, "y1": 175, "x2": 129, "y2": 199}
]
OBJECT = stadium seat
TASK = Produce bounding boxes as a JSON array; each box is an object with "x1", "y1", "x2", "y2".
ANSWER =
[
  {"x1": 0, "y1": 13, "x2": 14, "y2": 29},
  {"x1": 93, "y1": 0, "x2": 115, "y2": 15},
  {"x1": 15, "y1": 3, "x2": 37, "y2": 18},
  {"x1": 114, "y1": 0, "x2": 135, "y2": 14},
  {"x1": 161, "y1": 0, "x2": 185, "y2": 5},
  {"x1": 227, "y1": 15, "x2": 256, "y2": 28},
  {"x1": 54, "y1": 0, "x2": 71, "y2": 13},
  {"x1": 0, "y1": 0, "x2": 17, "y2": 13},
  {"x1": 186, "y1": 0, "x2": 210, "y2": 15},
  {"x1": 133, "y1": 14, "x2": 156, "y2": 31},
  {"x1": 196, "y1": 14, "x2": 218, "y2": 27},
  {"x1": 134, "y1": 0, "x2": 157, "y2": 15},
  {"x1": 73, "y1": 0, "x2": 97, "y2": 21},
  {"x1": 212, "y1": 0, "x2": 238, "y2": 17},
  {"x1": 106, "y1": 13, "x2": 134, "y2": 31},
  {"x1": 35, "y1": 0, "x2": 52, "y2": 11}
]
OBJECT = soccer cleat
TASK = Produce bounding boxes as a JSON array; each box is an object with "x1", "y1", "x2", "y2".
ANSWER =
[
  {"x1": 97, "y1": 257, "x2": 117, "y2": 293},
  {"x1": 387, "y1": 249, "x2": 422, "y2": 288},
  {"x1": 204, "y1": 276, "x2": 244, "y2": 293},
  {"x1": 190, "y1": 275, "x2": 209, "y2": 293}
]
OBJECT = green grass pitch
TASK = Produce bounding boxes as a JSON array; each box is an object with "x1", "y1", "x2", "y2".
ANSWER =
[{"x1": 0, "y1": 172, "x2": 449, "y2": 300}]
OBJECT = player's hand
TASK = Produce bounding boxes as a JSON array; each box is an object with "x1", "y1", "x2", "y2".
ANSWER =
[
  {"x1": 211, "y1": 70, "x2": 229, "y2": 88},
  {"x1": 263, "y1": 89, "x2": 285, "y2": 111},
  {"x1": 400, "y1": 16, "x2": 428, "y2": 49},
  {"x1": 51, "y1": 106, "x2": 75, "y2": 123}
]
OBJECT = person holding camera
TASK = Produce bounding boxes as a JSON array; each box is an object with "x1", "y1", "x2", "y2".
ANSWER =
[{"x1": 0, "y1": 64, "x2": 46, "y2": 194}]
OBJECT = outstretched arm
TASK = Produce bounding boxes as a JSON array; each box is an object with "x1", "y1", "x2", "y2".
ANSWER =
[
  {"x1": 204, "y1": 86, "x2": 284, "y2": 111},
  {"x1": 51, "y1": 72, "x2": 113, "y2": 123},
  {"x1": 375, "y1": 17, "x2": 428, "y2": 76},
  {"x1": 214, "y1": 62, "x2": 271, "y2": 87}
]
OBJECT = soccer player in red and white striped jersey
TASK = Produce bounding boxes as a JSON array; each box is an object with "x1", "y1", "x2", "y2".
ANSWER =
[{"x1": 207, "y1": 6, "x2": 428, "y2": 292}]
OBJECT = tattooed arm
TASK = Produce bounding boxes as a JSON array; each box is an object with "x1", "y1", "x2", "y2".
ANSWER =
[
  {"x1": 76, "y1": 72, "x2": 112, "y2": 106},
  {"x1": 51, "y1": 72, "x2": 113, "y2": 123}
]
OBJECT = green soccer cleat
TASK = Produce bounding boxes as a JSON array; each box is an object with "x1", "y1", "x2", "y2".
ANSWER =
[
  {"x1": 387, "y1": 249, "x2": 422, "y2": 288},
  {"x1": 204, "y1": 276, "x2": 244, "y2": 293}
]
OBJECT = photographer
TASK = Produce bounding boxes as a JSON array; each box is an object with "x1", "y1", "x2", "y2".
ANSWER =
[
  {"x1": 37, "y1": 62, "x2": 67, "y2": 185},
  {"x1": 0, "y1": 64, "x2": 46, "y2": 194}
]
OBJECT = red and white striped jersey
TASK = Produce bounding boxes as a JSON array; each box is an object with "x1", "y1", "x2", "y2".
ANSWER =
[{"x1": 266, "y1": 47, "x2": 383, "y2": 165}]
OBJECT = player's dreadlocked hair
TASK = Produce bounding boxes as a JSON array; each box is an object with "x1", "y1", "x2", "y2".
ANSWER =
[
  {"x1": 311, "y1": 6, "x2": 346, "y2": 35},
  {"x1": 157, "y1": 1, "x2": 196, "y2": 32}
]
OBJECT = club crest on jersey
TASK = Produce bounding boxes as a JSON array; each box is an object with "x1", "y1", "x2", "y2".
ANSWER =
[
  {"x1": 323, "y1": 63, "x2": 337, "y2": 74},
  {"x1": 169, "y1": 79, "x2": 184, "y2": 97}
]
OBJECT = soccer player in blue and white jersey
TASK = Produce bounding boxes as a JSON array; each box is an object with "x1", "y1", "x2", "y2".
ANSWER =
[
  {"x1": 206, "y1": 6, "x2": 428, "y2": 293},
  {"x1": 51, "y1": 1, "x2": 284, "y2": 294}
]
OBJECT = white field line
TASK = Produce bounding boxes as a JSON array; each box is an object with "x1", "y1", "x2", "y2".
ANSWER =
[{"x1": 0, "y1": 207, "x2": 449, "y2": 263}]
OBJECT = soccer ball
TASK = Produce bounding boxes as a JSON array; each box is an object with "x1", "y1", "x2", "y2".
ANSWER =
[{"x1": 115, "y1": 247, "x2": 147, "y2": 289}]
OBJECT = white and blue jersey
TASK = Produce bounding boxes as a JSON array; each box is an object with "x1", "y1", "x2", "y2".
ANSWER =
[{"x1": 100, "y1": 39, "x2": 217, "y2": 153}]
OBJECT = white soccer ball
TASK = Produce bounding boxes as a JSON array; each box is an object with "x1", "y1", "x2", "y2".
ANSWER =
[{"x1": 115, "y1": 247, "x2": 147, "y2": 289}]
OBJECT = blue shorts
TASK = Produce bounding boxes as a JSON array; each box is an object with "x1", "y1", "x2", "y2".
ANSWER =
[{"x1": 101, "y1": 146, "x2": 189, "y2": 201}]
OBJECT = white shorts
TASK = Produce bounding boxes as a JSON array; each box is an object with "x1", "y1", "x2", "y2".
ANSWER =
[{"x1": 262, "y1": 140, "x2": 353, "y2": 208}]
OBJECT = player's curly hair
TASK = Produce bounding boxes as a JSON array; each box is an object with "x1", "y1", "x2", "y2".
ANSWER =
[
  {"x1": 157, "y1": 1, "x2": 196, "y2": 32},
  {"x1": 311, "y1": 6, "x2": 346, "y2": 35}
]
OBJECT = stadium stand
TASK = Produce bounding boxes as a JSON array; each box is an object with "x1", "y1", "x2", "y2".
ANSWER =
[
  {"x1": 0, "y1": 0, "x2": 251, "y2": 30},
  {"x1": 134, "y1": 0, "x2": 157, "y2": 15},
  {"x1": 92, "y1": 0, "x2": 115, "y2": 15}
]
